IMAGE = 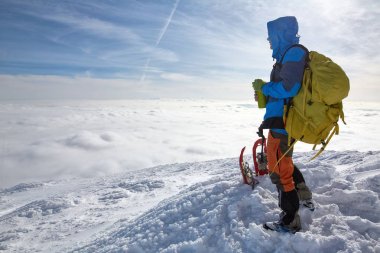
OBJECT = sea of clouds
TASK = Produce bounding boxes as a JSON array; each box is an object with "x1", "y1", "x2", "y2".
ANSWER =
[{"x1": 0, "y1": 99, "x2": 379, "y2": 188}]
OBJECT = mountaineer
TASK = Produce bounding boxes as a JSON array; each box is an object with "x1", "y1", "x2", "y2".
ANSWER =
[{"x1": 253, "y1": 16, "x2": 314, "y2": 233}]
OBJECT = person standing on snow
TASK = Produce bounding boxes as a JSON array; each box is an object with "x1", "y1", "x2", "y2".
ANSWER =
[{"x1": 253, "y1": 16, "x2": 314, "y2": 233}]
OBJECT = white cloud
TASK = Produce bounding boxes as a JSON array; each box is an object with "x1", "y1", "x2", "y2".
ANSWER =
[
  {"x1": 0, "y1": 100, "x2": 379, "y2": 188},
  {"x1": 40, "y1": 13, "x2": 142, "y2": 45},
  {"x1": 160, "y1": 72, "x2": 194, "y2": 82},
  {"x1": 0, "y1": 75, "x2": 145, "y2": 100}
]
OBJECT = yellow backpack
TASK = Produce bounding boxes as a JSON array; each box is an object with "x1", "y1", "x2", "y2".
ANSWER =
[{"x1": 283, "y1": 45, "x2": 350, "y2": 159}]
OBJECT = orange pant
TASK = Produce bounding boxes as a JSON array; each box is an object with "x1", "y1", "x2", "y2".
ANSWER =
[{"x1": 267, "y1": 131, "x2": 295, "y2": 192}]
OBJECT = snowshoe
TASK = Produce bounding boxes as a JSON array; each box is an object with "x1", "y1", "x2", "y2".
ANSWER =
[
  {"x1": 252, "y1": 138, "x2": 268, "y2": 176},
  {"x1": 263, "y1": 221, "x2": 300, "y2": 234},
  {"x1": 263, "y1": 213, "x2": 301, "y2": 234},
  {"x1": 239, "y1": 147, "x2": 259, "y2": 189}
]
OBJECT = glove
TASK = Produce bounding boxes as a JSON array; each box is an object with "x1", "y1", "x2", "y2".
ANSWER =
[
  {"x1": 257, "y1": 123, "x2": 264, "y2": 138},
  {"x1": 252, "y1": 79, "x2": 266, "y2": 91},
  {"x1": 252, "y1": 79, "x2": 267, "y2": 109}
]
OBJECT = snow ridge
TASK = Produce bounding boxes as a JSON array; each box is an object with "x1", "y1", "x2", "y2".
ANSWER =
[
  {"x1": 0, "y1": 151, "x2": 379, "y2": 253},
  {"x1": 75, "y1": 151, "x2": 380, "y2": 253}
]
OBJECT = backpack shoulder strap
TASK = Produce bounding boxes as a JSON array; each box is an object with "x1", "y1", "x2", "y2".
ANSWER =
[
  {"x1": 280, "y1": 44, "x2": 310, "y2": 64},
  {"x1": 282, "y1": 44, "x2": 310, "y2": 126}
]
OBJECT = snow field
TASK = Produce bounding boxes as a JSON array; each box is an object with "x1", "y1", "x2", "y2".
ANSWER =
[{"x1": 72, "y1": 151, "x2": 379, "y2": 253}]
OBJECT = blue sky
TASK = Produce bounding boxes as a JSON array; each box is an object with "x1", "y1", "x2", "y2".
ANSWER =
[{"x1": 0, "y1": 0, "x2": 379, "y2": 100}]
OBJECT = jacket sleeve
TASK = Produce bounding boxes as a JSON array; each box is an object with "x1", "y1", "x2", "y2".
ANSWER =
[{"x1": 262, "y1": 47, "x2": 306, "y2": 98}]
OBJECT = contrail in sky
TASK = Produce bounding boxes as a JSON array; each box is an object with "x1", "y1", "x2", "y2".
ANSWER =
[
  {"x1": 156, "y1": 0, "x2": 180, "y2": 47},
  {"x1": 140, "y1": 0, "x2": 180, "y2": 82}
]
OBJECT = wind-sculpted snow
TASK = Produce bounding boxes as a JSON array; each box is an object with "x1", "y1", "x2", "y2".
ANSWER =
[
  {"x1": 0, "y1": 151, "x2": 379, "y2": 252},
  {"x1": 72, "y1": 151, "x2": 379, "y2": 253},
  {"x1": 0, "y1": 183, "x2": 44, "y2": 195},
  {"x1": 14, "y1": 199, "x2": 72, "y2": 218},
  {"x1": 117, "y1": 180, "x2": 166, "y2": 193}
]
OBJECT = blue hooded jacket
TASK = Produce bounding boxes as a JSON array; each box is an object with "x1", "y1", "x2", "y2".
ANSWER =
[{"x1": 261, "y1": 16, "x2": 307, "y2": 135}]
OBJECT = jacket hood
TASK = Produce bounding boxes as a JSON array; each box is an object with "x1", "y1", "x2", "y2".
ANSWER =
[{"x1": 267, "y1": 16, "x2": 299, "y2": 61}]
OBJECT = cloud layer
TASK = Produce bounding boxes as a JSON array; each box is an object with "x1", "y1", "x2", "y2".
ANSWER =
[{"x1": 0, "y1": 100, "x2": 379, "y2": 188}]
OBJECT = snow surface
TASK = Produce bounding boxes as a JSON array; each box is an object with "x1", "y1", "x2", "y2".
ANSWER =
[{"x1": 0, "y1": 100, "x2": 379, "y2": 252}]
